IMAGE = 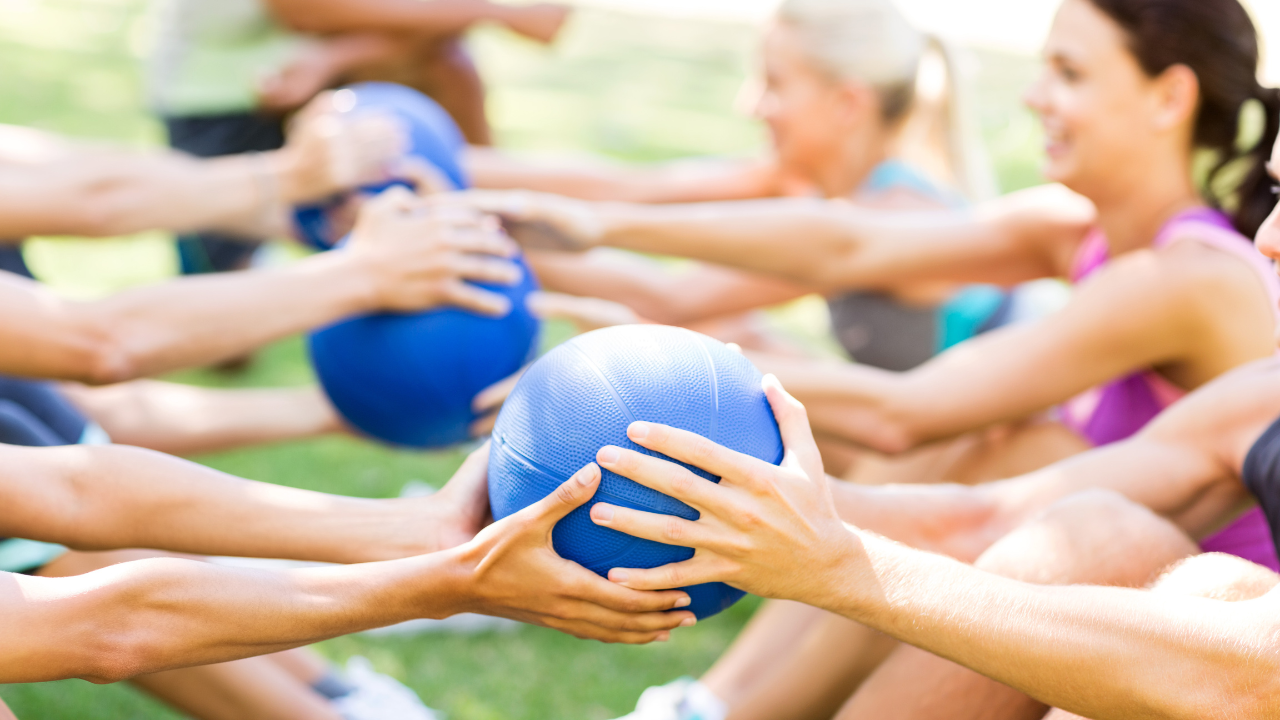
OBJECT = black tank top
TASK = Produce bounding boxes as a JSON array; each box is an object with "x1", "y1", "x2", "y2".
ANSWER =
[{"x1": 1242, "y1": 416, "x2": 1280, "y2": 559}]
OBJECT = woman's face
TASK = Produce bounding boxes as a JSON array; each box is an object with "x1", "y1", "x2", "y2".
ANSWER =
[
  {"x1": 1252, "y1": 129, "x2": 1280, "y2": 286},
  {"x1": 754, "y1": 24, "x2": 858, "y2": 179},
  {"x1": 1023, "y1": 0, "x2": 1178, "y2": 194}
]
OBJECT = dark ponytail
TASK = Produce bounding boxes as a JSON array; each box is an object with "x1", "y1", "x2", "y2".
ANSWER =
[{"x1": 1088, "y1": 0, "x2": 1279, "y2": 238}]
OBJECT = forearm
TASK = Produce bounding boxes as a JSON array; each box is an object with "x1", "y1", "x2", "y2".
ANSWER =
[
  {"x1": 823, "y1": 532, "x2": 1280, "y2": 720},
  {"x1": 531, "y1": 252, "x2": 805, "y2": 326},
  {"x1": 63, "y1": 252, "x2": 374, "y2": 383},
  {"x1": 467, "y1": 150, "x2": 776, "y2": 204},
  {"x1": 591, "y1": 198, "x2": 1038, "y2": 290},
  {"x1": 0, "y1": 444, "x2": 424, "y2": 564},
  {"x1": 1, "y1": 151, "x2": 291, "y2": 240},
  {"x1": 268, "y1": 0, "x2": 507, "y2": 36},
  {"x1": 3, "y1": 554, "x2": 461, "y2": 683},
  {"x1": 61, "y1": 381, "x2": 343, "y2": 456}
]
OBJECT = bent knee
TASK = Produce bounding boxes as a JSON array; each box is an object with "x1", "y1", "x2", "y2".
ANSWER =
[
  {"x1": 1153, "y1": 552, "x2": 1280, "y2": 601},
  {"x1": 975, "y1": 490, "x2": 1197, "y2": 587}
]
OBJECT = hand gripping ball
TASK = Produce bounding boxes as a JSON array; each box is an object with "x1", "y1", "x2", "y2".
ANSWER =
[
  {"x1": 488, "y1": 325, "x2": 783, "y2": 619},
  {"x1": 308, "y1": 254, "x2": 540, "y2": 449},
  {"x1": 294, "y1": 82, "x2": 470, "y2": 250}
]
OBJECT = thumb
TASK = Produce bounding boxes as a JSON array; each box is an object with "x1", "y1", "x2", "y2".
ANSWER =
[
  {"x1": 530, "y1": 462, "x2": 601, "y2": 527},
  {"x1": 438, "y1": 442, "x2": 492, "y2": 513},
  {"x1": 762, "y1": 374, "x2": 824, "y2": 481}
]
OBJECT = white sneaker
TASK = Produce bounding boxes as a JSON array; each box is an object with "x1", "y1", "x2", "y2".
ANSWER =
[
  {"x1": 613, "y1": 678, "x2": 727, "y2": 720},
  {"x1": 332, "y1": 656, "x2": 441, "y2": 720}
]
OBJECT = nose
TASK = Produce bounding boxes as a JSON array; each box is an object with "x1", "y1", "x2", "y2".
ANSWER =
[
  {"x1": 1023, "y1": 69, "x2": 1050, "y2": 114},
  {"x1": 1255, "y1": 204, "x2": 1280, "y2": 262}
]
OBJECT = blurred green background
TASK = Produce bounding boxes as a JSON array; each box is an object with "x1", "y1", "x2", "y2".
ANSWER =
[{"x1": 0, "y1": 1, "x2": 1044, "y2": 717}]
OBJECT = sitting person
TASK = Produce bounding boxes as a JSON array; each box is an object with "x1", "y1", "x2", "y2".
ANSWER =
[
  {"x1": 0, "y1": 109, "x2": 521, "y2": 717},
  {"x1": 0, "y1": 103, "x2": 521, "y2": 452},
  {"x1": 0, "y1": 442, "x2": 692, "y2": 720},
  {"x1": 149, "y1": 0, "x2": 570, "y2": 274}
]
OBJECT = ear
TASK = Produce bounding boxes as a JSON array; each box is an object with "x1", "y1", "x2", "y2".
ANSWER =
[
  {"x1": 1149, "y1": 63, "x2": 1200, "y2": 133},
  {"x1": 831, "y1": 79, "x2": 877, "y2": 129}
]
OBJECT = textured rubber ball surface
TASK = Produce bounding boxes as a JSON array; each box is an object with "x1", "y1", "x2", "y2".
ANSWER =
[
  {"x1": 293, "y1": 81, "x2": 470, "y2": 250},
  {"x1": 309, "y1": 254, "x2": 540, "y2": 449},
  {"x1": 488, "y1": 325, "x2": 783, "y2": 619}
]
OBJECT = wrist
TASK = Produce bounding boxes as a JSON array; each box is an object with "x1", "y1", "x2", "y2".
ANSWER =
[
  {"x1": 296, "y1": 248, "x2": 384, "y2": 316},
  {"x1": 802, "y1": 525, "x2": 877, "y2": 616},
  {"x1": 258, "y1": 150, "x2": 299, "y2": 204}
]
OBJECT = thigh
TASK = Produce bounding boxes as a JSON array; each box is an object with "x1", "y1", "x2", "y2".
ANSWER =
[
  {"x1": 849, "y1": 419, "x2": 1089, "y2": 486},
  {"x1": 836, "y1": 490, "x2": 1199, "y2": 720}
]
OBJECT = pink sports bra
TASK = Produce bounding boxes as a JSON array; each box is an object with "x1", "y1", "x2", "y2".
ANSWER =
[{"x1": 1059, "y1": 207, "x2": 1280, "y2": 570}]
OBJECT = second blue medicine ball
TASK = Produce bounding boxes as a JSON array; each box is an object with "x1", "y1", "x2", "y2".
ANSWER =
[
  {"x1": 294, "y1": 82, "x2": 470, "y2": 250},
  {"x1": 309, "y1": 255, "x2": 540, "y2": 449},
  {"x1": 488, "y1": 325, "x2": 784, "y2": 619}
]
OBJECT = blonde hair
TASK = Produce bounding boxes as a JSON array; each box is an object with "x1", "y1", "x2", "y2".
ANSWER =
[{"x1": 776, "y1": 0, "x2": 997, "y2": 200}]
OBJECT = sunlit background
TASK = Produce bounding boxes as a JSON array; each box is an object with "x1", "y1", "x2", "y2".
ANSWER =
[{"x1": 0, "y1": 0, "x2": 1276, "y2": 717}]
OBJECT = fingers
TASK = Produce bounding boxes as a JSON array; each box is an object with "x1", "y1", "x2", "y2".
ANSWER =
[
  {"x1": 589, "y1": 502, "x2": 713, "y2": 551},
  {"x1": 624, "y1": 421, "x2": 774, "y2": 491},
  {"x1": 556, "y1": 563, "x2": 694, "y2": 614},
  {"x1": 526, "y1": 292, "x2": 640, "y2": 330},
  {"x1": 605, "y1": 557, "x2": 731, "y2": 592},
  {"x1": 448, "y1": 254, "x2": 522, "y2": 286},
  {"x1": 472, "y1": 369, "x2": 524, "y2": 414},
  {"x1": 437, "y1": 280, "x2": 513, "y2": 317},
  {"x1": 527, "y1": 463, "x2": 602, "y2": 525},
  {"x1": 392, "y1": 156, "x2": 453, "y2": 195},
  {"x1": 593, "y1": 445, "x2": 719, "y2": 510},
  {"x1": 438, "y1": 442, "x2": 492, "y2": 511},
  {"x1": 762, "y1": 374, "x2": 824, "y2": 479},
  {"x1": 441, "y1": 227, "x2": 519, "y2": 259}
]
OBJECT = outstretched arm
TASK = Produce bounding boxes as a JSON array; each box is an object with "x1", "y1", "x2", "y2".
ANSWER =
[
  {"x1": 755, "y1": 235, "x2": 1276, "y2": 452},
  {"x1": 529, "y1": 250, "x2": 809, "y2": 326},
  {"x1": 265, "y1": 0, "x2": 569, "y2": 44},
  {"x1": 0, "y1": 96, "x2": 402, "y2": 240},
  {"x1": 0, "y1": 442, "x2": 496, "y2": 563},
  {"x1": 466, "y1": 150, "x2": 786, "y2": 203},
  {"x1": 460, "y1": 184, "x2": 1093, "y2": 291},
  {"x1": 592, "y1": 379, "x2": 1280, "y2": 720},
  {"x1": 0, "y1": 189, "x2": 520, "y2": 384},
  {"x1": 0, "y1": 459, "x2": 694, "y2": 684}
]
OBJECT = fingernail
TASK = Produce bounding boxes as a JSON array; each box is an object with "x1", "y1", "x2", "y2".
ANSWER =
[
  {"x1": 674, "y1": 596, "x2": 691, "y2": 608},
  {"x1": 610, "y1": 569, "x2": 629, "y2": 583},
  {"x1": 591, "y1": 504, "x2": 614, "y2": 522},
  {"x1": 680, "y1": 617, "x2": 696, "y2": 627},
  {"x1": 597, "y1": 446, "x2": 620, "y2": 465},
  {"x1": 657, "y1": 632, "x2": 670, "y2": 642},
  {"x1": 629, "y1": 422, "x2": 651, "y2": 440},
  {"x1": 576, "y1": 463, "x2": 599, "y2": 486}
]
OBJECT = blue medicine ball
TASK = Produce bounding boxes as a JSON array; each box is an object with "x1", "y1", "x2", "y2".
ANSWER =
[
  {"x1": 293, "y1": 82, "x2": 470, "y2": 250},
  {"x1": 488, "y1": 325, "x2": 783, "y2": 619},
  {"x1": 309, "y1": 254, "x2": 540, "y2": 449}
]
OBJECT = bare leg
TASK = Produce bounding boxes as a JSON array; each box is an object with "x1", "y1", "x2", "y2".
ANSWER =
[
  {"x1": 59, "y1": 381, "x2": 343, "y2": 456},
  {"x1": 37, "y1": 550, "x2": 345, "y2": 720},
  {"x1": 834, "y1": 490, "x2": 1199, "y2": 720},
  {"x1": 1041, "y1": 553, "x2": 1280, "y2": 720}
]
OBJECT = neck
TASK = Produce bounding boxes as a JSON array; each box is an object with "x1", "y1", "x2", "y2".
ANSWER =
[
  {"x1": 1090, "y1": 151, "x2": 1204, "y2": 255},
  {"x1": 812, "y1": 121, "x2": 893, "y2": 198}
]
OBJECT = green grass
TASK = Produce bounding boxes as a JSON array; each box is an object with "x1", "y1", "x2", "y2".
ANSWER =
[{"x1": 0, "y1": 2, "x2": 1046, "y2": 717}]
